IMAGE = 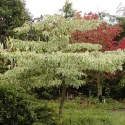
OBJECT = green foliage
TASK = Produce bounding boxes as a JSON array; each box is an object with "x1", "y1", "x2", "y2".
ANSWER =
[
  {"x1": 116, "y1": 17, "x2": 125, "y2": 40},
  {"x1": 1, "y1": 49, "x2": 125, "y2": 90},
  {"x1": 1, "y1": 1, "x2": 125, "y2": 124},
  {"x1": 46, "y1": 100, "x2": 125, "y2": 125},
  {"x1": 0, "y1": 0, "x2": 30, "y2": 30},
  {"x1": 62, "y1": 43, "x2": 102, "y2": 52},
  {"x1": 33, "y1": 86, "x2": 59, "y2": 100},
  {"x1": 1, "y1": 36, "x2": 125, "y2": 93},
  {"x1": 0, "y1": 82, "x2": 34, "y2": 125},
  {"x1": 33, "y1": 103, "x2": 59, "y2": 125},
  {"x1": 14, "y1": 15, "x2": 101, "y2": 42},
  {"x1": 0, "y1": 53, "x2": 8, "y2": 73},
  {"x1": 0, "y1": 81, "x2": 59, "y2": 125},
  {"x1": 7, "y1": 38, "x2": 59, "y2": 53},
  {"x1": 0, "y1": 0, "x2": 30, "y2": 48},
  {"x1": 63, "y1": 115, "x2": 113, "y2": 125},
  {"x1": 59, "y1": 0, "x2": 76, "y2": 18},
  {"x1": 13, "y1": 22, "x2": 49, "y2": 42},
  {"x1": 1, "y1": 14, "x2": 125, "y2": 120}
]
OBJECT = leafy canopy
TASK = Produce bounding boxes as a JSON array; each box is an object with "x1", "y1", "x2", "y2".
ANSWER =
[
  {"x1": 1, "y1": 15, "x2": 125, "y2": 89},
  {"x1": 0, "y1": 0, "x2": 30, "y2": 42}
]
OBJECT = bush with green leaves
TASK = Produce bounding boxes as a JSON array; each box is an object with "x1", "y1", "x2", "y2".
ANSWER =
[
  {"x1": 0, "y1": 81, "x2": 59, "y2": 125},
  {"x1": 13, "y1": 22, "x2": 49, "y2": 42},
  {"x1": 33, "y1": 86, "x2": 59, "y2": 100},
  {"x1": 33, "y1": 103, "x2": 59, "y2": 125},
  {"x1": 0, "y1": 82, "x2": 34, "y2": 125}
]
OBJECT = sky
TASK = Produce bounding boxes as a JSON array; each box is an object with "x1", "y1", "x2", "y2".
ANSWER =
[{"x1": 25, "y1": 0, "x2": 125, "y2": 18}]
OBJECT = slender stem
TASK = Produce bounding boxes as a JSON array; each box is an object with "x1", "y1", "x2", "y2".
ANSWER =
[
  {"x1": 97, "y1": 73, "x2": 103, "y2": 103},
  {"x1": 97, "y1": 82, "x2": 102, "y2": 102},
  {"x1": 59, "y1": 81, "x2": 67, "y2": 120}
]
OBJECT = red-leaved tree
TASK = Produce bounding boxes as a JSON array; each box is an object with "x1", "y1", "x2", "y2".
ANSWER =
[
  {"x1": 72, "y1": 12, "x2": 125, "y2": 102},
  {"x1": 71, "y1": 23, "x2": 123, "y2": 51}
]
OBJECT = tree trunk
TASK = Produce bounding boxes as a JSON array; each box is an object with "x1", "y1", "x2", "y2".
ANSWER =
[
  {"x1": 10, "y1": 58, "x2": 15, "y2": 70},
  {"x1": 97, "y1": 73, "x2": 103, "y2": 103},
  {"x1": 1, "y1": 35, "x2": 7, "y2": 49},
  {"x1": 97, "y1": 82, "x2": 102, "y2": 102},
  {"x1": 59, "y1": 81, "x2": 67, "y2": 119}
]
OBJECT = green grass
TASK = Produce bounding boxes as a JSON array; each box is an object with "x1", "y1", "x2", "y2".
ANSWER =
[
  {"x1": 62, "y1": 107, "x2": 125, "y2": 125},
  {"x1": 45, "y1": 97, "x2": 125, "y2": 125}
]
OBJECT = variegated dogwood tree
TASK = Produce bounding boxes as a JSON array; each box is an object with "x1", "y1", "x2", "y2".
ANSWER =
[{"x1": 1, "y1": 15, "x2": 125, "y2": 119}]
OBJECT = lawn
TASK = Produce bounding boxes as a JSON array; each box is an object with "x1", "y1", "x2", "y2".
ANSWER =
[{"x1": 46, "y1": 97, "x2": 125, "y2": 125}]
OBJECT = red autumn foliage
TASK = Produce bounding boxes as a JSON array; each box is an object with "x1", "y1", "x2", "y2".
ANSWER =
[
  {"x1": 73, "y1": 12, "x2": 125, "y2": 80},
  {"x1": 118, "y1": 38, "x2": 125, "y2": 49},
  {"x1": 71, "y1": 22, "x2": 123, "y2": 51},
  {"x1": 73, "y1": 12, "x2": 125, "y2": 51},
  {"x1": 75, "y1": 11, "x2": 99, "y2": 20},
  {"x1": 84, "y1": 12, "x2": 99, "y2": 20},
  {"x1": 103, "y1": 70, "x2": 125, "y2": 80}
]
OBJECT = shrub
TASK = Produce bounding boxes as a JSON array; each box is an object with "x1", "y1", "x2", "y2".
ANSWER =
[
  {"x1": 0, "y1": 82, "x2": 59, "y2": 125},
  {"x1": 33, "y1": 103, "x2": 59, "y2": 125},
  {"x1": 33, "y1": 87, "x2": 59, "y2": 100},
  {"x1": 0, "y1": 82, "x2": 34, "y2": 125}
]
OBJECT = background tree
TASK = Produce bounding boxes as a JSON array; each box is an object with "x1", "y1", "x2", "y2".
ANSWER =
[
  {"x1": 59, "y1": 0, "x2": 76, "y2": 18},
  {"x1": 116, "y1": 3, "x2": 125, "y2": 17},
  {"x1": 71, "y1": 12, "x2": 125, "y2": 102},
  {"x1": 0, "y1": 0, "x2": 30, "y2": 48}
]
